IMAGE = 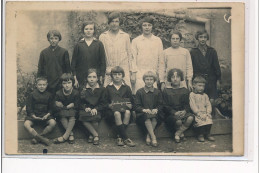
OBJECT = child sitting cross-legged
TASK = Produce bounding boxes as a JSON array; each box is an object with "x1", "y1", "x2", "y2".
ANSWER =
[
  {"x1": 24, "y1": 77, "x2": 56, "y2": 146},
  {"x1": 78, "y1": 69, "x2": 107, "y2": 145},
  {"x1": 135, "y1": 71, "x2": 164, "y2": 147},
  {"x1": 53, "y1": 73, "x2": 79, "y2": 144},
  {"x1": 190, "y1": 76, "x2": 215, "y2": 142},
  {"x1": 163, "y1": 68, "x2": 194, "y2": 143},
  {"x1": 106, "y1": 66, "x2": 135, "y2": 147}
]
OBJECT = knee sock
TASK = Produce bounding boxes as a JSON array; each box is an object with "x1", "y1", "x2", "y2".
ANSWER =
[
  {"x1": 83, "y1": 122, "x2": 98, "y2": 137},
  {"x1": 62, "y1": 117, "x2": 75, "y2": 140},
  {"x1": 145, "y1": 119, "x2": 156, "y2": 140},
  {"x1": 117, "y1": 124, "x2": 128, "y2": 140},
  {"x1": 175, "y1": 124, "x2": 189, "y2": 136},
  {"x1": 28, "y1": 128, "x2": 38, "y2": 137},
  {"x1": 41, "y1": 124, "x2": 55, "y2": 136}
]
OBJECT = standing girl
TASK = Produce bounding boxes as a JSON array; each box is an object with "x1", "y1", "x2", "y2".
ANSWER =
[
  {"x1": 71, "y1": 21, "x2": 106, "y2": 88},
  {"x1": 53, "y1": 73, "x2": 79, "y2": 144},
  {"x1": 78, "y1": 69, "x2": 107, "y2": 145},
  {"x1": 99, "y1": 12, "x2": 137, "y2": 88}
]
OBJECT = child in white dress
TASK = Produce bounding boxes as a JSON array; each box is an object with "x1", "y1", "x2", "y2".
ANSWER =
[{"x1": 189, "y1": 76, "x2": 215, "y2": 142}]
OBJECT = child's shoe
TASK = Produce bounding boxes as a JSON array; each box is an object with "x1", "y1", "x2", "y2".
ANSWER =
[
  {"x1": 180, "y1": 133, "x2": 187, "y2": 141},
  {"x1": 31, "y1": 138, "x2": 38, "y2": 144},
  {"x1": 146, "y1": 134, "x2": 151, "y2": 145},
  {"x1": 117, "y1": 138, "x2": 124, "y2": 146},
  {"x1": 205, "y1": 134, "x2": 215, "y2": 141},
  {"x1": 36, "y1": 134, "x2": 51, "y2": 146},
  {"x1": 53, "y1": 137, "x2": 66, "y2": 144},
  {"x1": 124, "y1": 138, "x2": 136, "y2": 147},
  {"x1": 175, "y1": 135, "x2": 181, "y2": 143},
  {"x1": 88, "y1": 135, "x2": 93, "y2": 143},
  {"x1": 93, "y1": 136, "x2": 99, "y2": 145},
  {"x1": 151, "y1": 139, "x2": 158, "y2": 147},
  {"x1": 197, "y1": 135, "x2": 205, "y2": 142},
  {"x1": 68, "y1": 135, "x2": 75, "y2": 144}
]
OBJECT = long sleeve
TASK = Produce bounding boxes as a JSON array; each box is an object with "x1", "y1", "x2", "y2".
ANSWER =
[
  {"x1": 158, "y1": 50, "x2": 167, "y2": 83},
  {"x1": 126, "y1": 36, "x2": 136, "y2": 73},
  {"x1": 181, "y1": 92, "x2": 191, "y2": 113},
  {"x1": 47, "y1": 94, "x2": 53, "y2": 115},
  {"x1": 73, "y1": 91, "x2": 80, "y2": 111},
  {"x1": 53, "y1": 93, "x2": 63, "y2": 112},
  {"x1": 131, "y1": 39, "x2": 138, "y2": 73},
  {"x1": 37, "y1": 52, "x2": 45, "y2": 77},
  {"x1": 71, "y1": 44, "x2": 79, "y2": 76},
  {"x1": 162, "y1": 90, "x2": 176, "y2": 115},
  {"x1": 99, "y1": 42, "x2": 106, "y2": 77},
  {"x1": 212, "y1": 49, "x2": 221, "y2": 80},
  {"x1": 126, "y1": 86, "x2": 134, "y2": 105},
  {"x1": 205, "y1": 94, "x2": 212, "y2": 115},
  {"x1": 186, "y1": 50, "x2": 193, "y2": 81},
  {"x1": 157, "y1": 91, "x2": 164, "y2": 113},
  {"x1": 63, "y1": 50, "x2": 71, "y2": 74},
  {"x1": 189, "y1": 93, "x2": 199, "y2": 115},
  {"x1": 26, "y1": 93, "x2": 34, "y2": 116},
  {"x1": 135, "y1": 90, "x2": 144, "y2": 113},
  {"x1": 94, "y1": 89, "x2": 108, "y2": 111},
  {"x1": 157, "y1": 39, "x2": 164, "y2": 76},
  {"x1": 79, "y1": 90, "x2": 87, "y2": 110}
]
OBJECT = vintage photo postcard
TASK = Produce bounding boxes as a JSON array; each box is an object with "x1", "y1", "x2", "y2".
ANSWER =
[{"x1": 4, "y1": 1, "x2": 244, "y2": 156}]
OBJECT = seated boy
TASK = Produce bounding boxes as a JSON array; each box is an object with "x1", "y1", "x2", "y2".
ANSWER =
[
  {"x1": 37, "y1": 30, "x2": 71, "y2": 95},
  {"x1": 24, "y1": 77, "x2": 56, "y2": 146},
  {"x1": 135, "y1": 71, "x2": 164, "y2": 147},
  {"x1": 106, "y1": 66, "x2": 135, "y2": 147},
  {"x1": 163, "y1": 68, "x2": 194, "y2": 143}
]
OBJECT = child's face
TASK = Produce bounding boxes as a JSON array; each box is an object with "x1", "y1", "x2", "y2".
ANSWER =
[
  {"x1": 193, "y1": 82, "x2": 205, "y2": 93},
  {"x1": 36, "y1": 80, "x2": 48, "y2": 93},
  {"x1": 87, "y1": 72, "x2": 98, "y2": 87},
  {"x1": 171, "y1": 34, "x2": 180, "y2": 48},
  {"x1": 112, "y1": 72, "x2": 123, "y2": 83},
  {"x1": 144, "y1": 77, "x2": 155, "y2": 88},
  {"x1": 109, "y1": 18, "x2": 120, "y2": 32},
  {"x1": 48, "y1": 35, "x2": 60, "y2": 47},
  {"x1": 62, "y1": 80, "x2": 73, "y2": 91},
  {"x1": 142, "y1": 22, "x2": 152, "y2": 35},
  {"x1": 84, "y1": 24, "x2": 95, "y2": 38},
  {"x1": 198, "y1": 33, "x2": 208, "y2": 46},
  {"x1": 170, "y1": 72, "x2": 181, "y2": 86}
]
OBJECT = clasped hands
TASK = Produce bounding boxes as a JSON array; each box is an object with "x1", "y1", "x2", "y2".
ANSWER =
[{"x1": 85, "y1": 107, "x2": 98, "y2": 116}]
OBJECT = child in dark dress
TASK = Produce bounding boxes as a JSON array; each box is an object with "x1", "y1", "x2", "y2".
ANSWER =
[
  {"x1": 71, "y1": 21, "x2": 106, "y2": 88},
  {"x1": 37, "y1": 30, "x2": 71, "y2": 95},
  {"x1": 106, "y1": 66, "x2": 135, "y2": 147},
  {"x1": 163, "y1": 69, "x2": 194, "y2": 143},
  {"x1": 135, "y1": 71, "x2": 164, "y2": 147},
  {"x1": 24, "y1": 77, "x2": 56, "y2": 146},
  {"x1": 78, "y1": 69, "x2": 107, "y2": 145},
  {"x1": 53, "y1": 73, "x2": 79, "y2": 144}
]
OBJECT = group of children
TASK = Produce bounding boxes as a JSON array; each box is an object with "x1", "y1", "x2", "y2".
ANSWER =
[{"x1": 24, "y1": 12, "x2": 221, "y2": 148}]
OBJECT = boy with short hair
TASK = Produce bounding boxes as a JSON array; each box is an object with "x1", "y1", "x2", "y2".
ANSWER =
[
  {"x1": 106, "y1": 66, "x2": 135, "y2": 147},
  {"x1": 37, "y1": 30, "x2": 71, "y2": 95},
  {"x1": 24, "y1": 77, "x2": 56, "y2": 146}
]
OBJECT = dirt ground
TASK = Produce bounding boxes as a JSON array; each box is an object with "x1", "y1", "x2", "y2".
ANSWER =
[{"x1": 18, "y1": 134, "x2": 232, "y2": 154}]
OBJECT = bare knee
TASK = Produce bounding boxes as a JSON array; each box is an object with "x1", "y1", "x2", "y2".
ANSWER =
[
  {"x1": 187, "y1": 116, "x2": 194, "y2": 123},
  {"x1": 24, "y1": 120, "x2": 33, "y2": 128},
  {"x1": 124, "y1": 110, "x2": 131, "y2": 118},
  {"x1": 47, "y1": 119, "x2": 56, "y2": 127},
  {"x1": 175, "y1": 120, "x2": 182, "y2": 126}
]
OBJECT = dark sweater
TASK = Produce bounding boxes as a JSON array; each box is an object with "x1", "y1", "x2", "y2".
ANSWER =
[
  {"x1": 71, "y1": 39, "x2": 106, "y2": 86},
  {"x1": 37, "y1": 46, "x2": 71, "y2": 89},
  {"x1": 106, "y1": 84, "x2": 134, "y2": 107},
  {"x1": 26, "y1": 89, "x2": 53, "y2": 117},
  {"x1": 54, "y1": 89, "x2": 80, "y2": 112},
  {"x1": 80, "y1": 87, "x2": 107, "y2": 112},
  {"x1": 162, "y1": 87, "x2": 191, "y2": 116},
  {"x1": 190, "y1": 46, "x2": 221, "y2": 81},
  {"x1": 135, "y1": 88, "x2": 163, "y2": 113}
]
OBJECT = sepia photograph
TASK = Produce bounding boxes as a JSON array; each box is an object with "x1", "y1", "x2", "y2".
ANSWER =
[{"x1": 4, "y1": 1, "x2": 244, "y2": 156}]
